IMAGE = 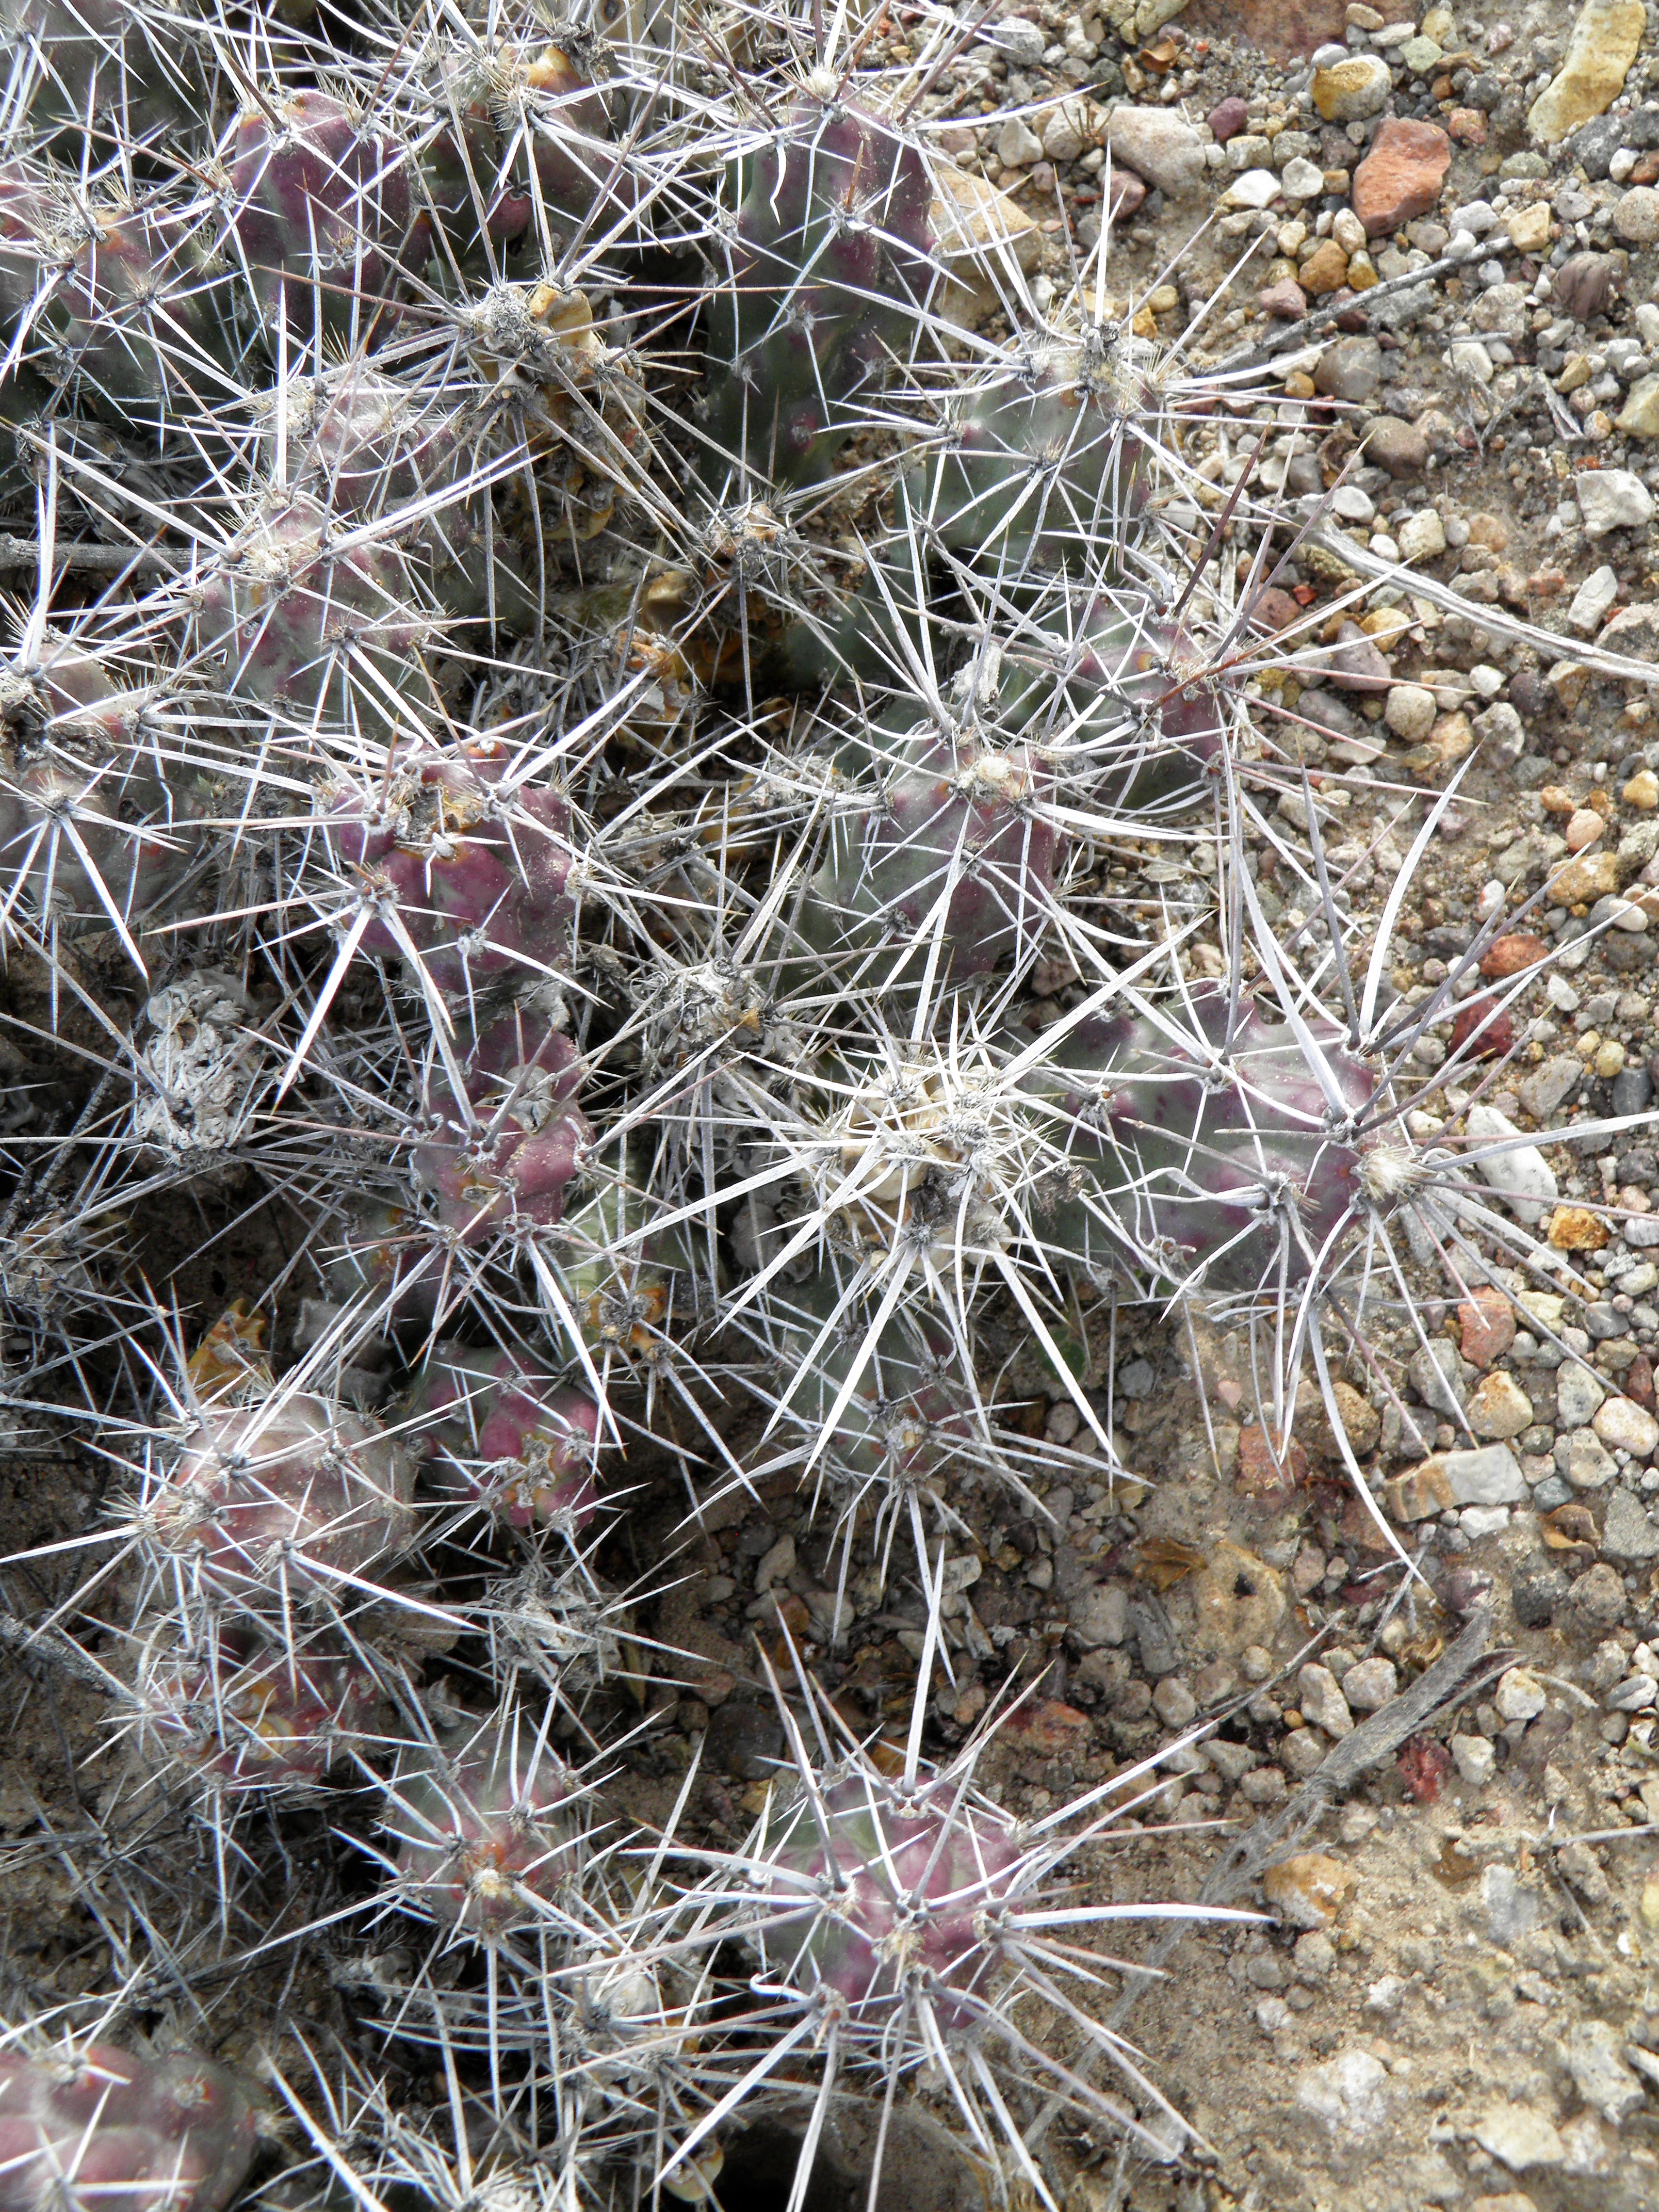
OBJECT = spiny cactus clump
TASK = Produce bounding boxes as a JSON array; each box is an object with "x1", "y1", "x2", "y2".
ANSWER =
[
  {"x1": 0, "y1": 2039, "x2": 267, "y2": 2212},
  {"x1": 0, "y1": 0, "x2": 1649, "y2": 2202}
]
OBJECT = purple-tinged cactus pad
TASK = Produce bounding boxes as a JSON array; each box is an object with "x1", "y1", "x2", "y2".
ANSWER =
[
  {"x1": 413, "y1": 1010, "x2": 590, "y2": 1246},
  {"x1": 412, "y1": 1345, "x2": 603, "y2": 1528},
  {"x1": 325, "y1": 737, "x2": 577, "y2": 997},
  {"x1": 746, "y1": 1772, "x2": 1023, "y2": 2028},
  {"x1": 226, "y1": 90, "x2": 419, "y2": 337},
  {"x1": 384, "y1": 1717, "x2": 582, "y2": 1939},
  {"x1": 798, "y1": 717, "x2": 1061, "y2": 985},
  {"x1": 149, "y1": 1391, "x2": 416, "y2": 1597},
  {"x1": 701, "y1": 92, "x2": 933, "y2": 491},
  {"x1": 1029, "y1": 984, "x2": 1379, "y2": 1295},
  {"x1": 0, "y1": 2043, "x2": 264, "y2": 2212},
  {"x1": 138, "y1": 1625, "x2": 382, "y2": 1796}
]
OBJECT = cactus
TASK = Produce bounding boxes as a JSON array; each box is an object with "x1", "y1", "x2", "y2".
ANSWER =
[
  {"x1": 0, "y1": 2042, "x2": 265, "y2": 2212},
  {"x1": 134, "y1": 1620, "x2": 382, "y2": 1798},
  {"x1": 225, "y1": 90, "x2": 420, "y2": 343},
  {"x1": 789, "y1": 707, "x2": 1062, "y2": 991},
  {"x1": 1023, "y1": 984, "x2": 1379, "y2": 1297},
  {"x1": 378, "y1": 1707, "x2": 584, "y2": 1942},
  {"x1": 412, "y1": 1009, "x2": 590, "y2": 1247},
  {"x1": 698, "y1": 87, "x2": 934, "y2": 494},
  {"x1": 320, "y1": 738, "x2": 578, "y2": 1003},
  {"x1": 0, "y1": 0, "x2": 1628, "y2": 2204},
  {"x1": 412, "y1": 1343, "x2": 605, "y2": 1530},
  {"x1": 143, "y1": 1369, "x2": 416, "y2": 1605},
  {"x1": 908, "y1": 331, "x2": 1158, "y2": 584}
]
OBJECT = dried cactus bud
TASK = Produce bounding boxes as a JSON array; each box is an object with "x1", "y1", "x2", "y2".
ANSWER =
[{"x1": 0, "y1": 2042, "x2": 264, "y2": 2212}]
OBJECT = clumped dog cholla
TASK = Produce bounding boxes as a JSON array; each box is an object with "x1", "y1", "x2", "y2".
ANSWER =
[{"x1": 0, "y1": 0, "x2": 1647, "y2": 2207}]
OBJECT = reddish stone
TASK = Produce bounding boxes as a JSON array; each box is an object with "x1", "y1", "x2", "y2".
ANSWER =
[
  {"x1": 1259, "y1": 277, "x2": 1309, "y2": 319},
  {"x1": 1445, "y1": 106, "x2": 1487, "y2": 145},
  {"x1": 1397, "y1": 1735, "x2": 1451, "y2": 1804},
  {"x1": 1108, "y1": 170, "x2": 1147, "y2": 219},
  {"x1": 1458, "y1": 1287, "x2": 1516, "y2": 1372},
  {"x1": 1236, "y1": 1423, "x2": 1309, "y2": 1499},
  {"x1": 1634, "y1": 152, "x2": 1659, "y2": 186},
  {"x1": 1351, "y1": 119, "x2": 1452, "y2": 240},
  {"x1": 1003, "y1": 1699, "x2": 1093, "y2": 1757},
  {"x1": 1629, "y1": 1353, "x2": 1655, "y2": 1413},
  {"x1": 1248, "y1": 586, "x2": 1303, "y2": 633},
  {"x1": 1208, "y1": 95, "x2": 1249, "y2": 142},
  {"x1": 1448, "y1": 995, "x2": 1515, "y2": 1061},
  {"x1": 1478, "y1": 931, "x2": 1549, "y2": 980}
]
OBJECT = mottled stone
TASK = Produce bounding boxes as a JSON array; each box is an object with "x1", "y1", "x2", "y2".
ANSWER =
[
  {"x1": 1263, "y1": 1852, "x2": 1358, "y2": 1929},
  {"x1": 1528, "y1": 0, "x2": 1646, "y2": 146},
  {"x1": 1593, "y1": 1395, "x2": 1659, "y2": 1455},
  {"x1": 1459, "y1": 1287, "x2": 1517, "y2": 1369},
  {"x1": 1469, "y1": 1370, "x2": 1534, "y2": 1439},
  {"x1": 1313, "y1": 54, "x2": 1392, "y2": 123},
  {"x1": 1352, "y1": 119, "x2": 1452, "y2": 238},
  {"x1": 1102, "y1": 105, "x2": 1205, "y2": 195}
]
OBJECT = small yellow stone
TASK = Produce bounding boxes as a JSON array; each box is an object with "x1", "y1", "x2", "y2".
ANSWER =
[
  {"x1": 1284, "y1": 370, "x2": 1316, "y2": 398},
  {"x1": 1148, "y1": 284, "x2": 1180, "y2": 314},
  {"x1": 1346, "y1": 252, "x2": 1379, "y2": 289},
  {"x1": 1596, "y1": 1040, "x2": 1627, "y2": 1079},
  {"x1": 1559, "y1": 354, "x2": 1592, "y2": 394},
  {"x1": 1421, "y1": 3, "x2": 1455, "y2": 36},
  {"x1": 1577, "y1": 1030, "x2": 1602, "y2": 1059},
  {"x1": 1505, "y1": 201, "x2": 1552, "y2": 253},
  {"x1": 1548, "y1": 1204, "x2": 1611, "y2": 1252},
  {"x1": 1624, "y1": 767, "x2": 1659, "y2": 808}
]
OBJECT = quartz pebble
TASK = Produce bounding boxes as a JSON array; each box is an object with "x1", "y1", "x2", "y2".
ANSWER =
[
  {"x1": 1451, "y1": 1732, "x2": 1497, "y2": 1784},
  {"x1": 1493, "y1": 1666, "x2": 1548, "y2": 1721},
  {"x1": 1340, "y1": 1657, "x2": 1397, "y2": 1713},
  {"x1": 1576, "y1": 469, "x2": 1656, "y2": 536}
]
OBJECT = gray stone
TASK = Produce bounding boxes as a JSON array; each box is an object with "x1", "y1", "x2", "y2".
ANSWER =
[
  {"x1": 1294, "y1": 2049, "x2": 1392, "y2": 2136},
  {"x1": 1314, "y1": 337, "x2": 1382, "y2": 405},
  {"x1": 1297, "y1": 1662, "x2": 1354, "y2": 1738},
  {"x1": 987, "y1": 15, "x2": 1047, "y2": 63},
  {"x1": 1411, "y1": 1339, "x2": 1468, "y2": 1415},
  {"x1": 1602, "y1": 1487, "x2": 1659, "y2": 1560},
  {"x1": 1468, "y1": 1103, "x2": 1558, "y2": 1224},
  {"x1": 1518, "y1": 1055, "x2": 1584, "y2": 1121},
  {"x1": 1443, "y1": 1443, "x2": 1530, "y2": 1505},
  {"x1": 1102, "y1": 105, "x2": 1204, "y2": 196},
  {"x1": 1069, "y1": 1579, "x2": 1129, "y2": 1647},
  {"x1": 1451, "y1": 1732, "x2": 1496, "y2": 1784},
  {"x1": 1561, "y1": 1428, "x2": 1618, "y2": 1489},
  {"x1": 1557, "y1": 1362, "x2": 1608, "y2": 1426},
  {"x1": 1474, "y1": 2103, "x2": 1566, "y2": 2171},
  {"x1": 1482, "y1": 1862, "x2": 1540, "y2": 1942},
  {"x1": 1341, "y1": 1657, "x2": 1397, "y2": 1713},
  {"x1": 1564, "y1": 2019, "x2": 1647, "y2": 2126},
  {"x1": 1613, "y1": 1065, "x2": 1655, "y2": 1117}
]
